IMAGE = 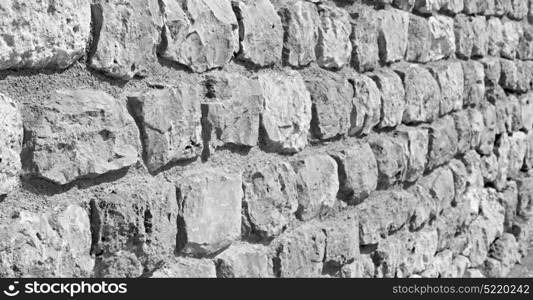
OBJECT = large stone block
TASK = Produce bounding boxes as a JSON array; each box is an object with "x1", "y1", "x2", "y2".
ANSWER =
[
  {"x1": 278, "y1": 0, "x2": 320, "y2": 67},
  {"x1": 393, "y1": 126, "x2": 429, "y2": 183},
  {"x1": 159, "y1": 0, "x2": 239, "y2": 73},
  {"x1": 90, "y1": 0, "x2": 162, "y2": 79},
  {"x1": 303, "y1": 68, "x2": 353, "y2": 140},
  {"x1": 423, "y1": 116, "x2": 458, "y2": 171},
  {"x1": 258, "y1": 70, "x2": 312, "y2": 153},
  {"x1": 426, "y1": 60, "x2": 464, "y2": 115},
  {"x1": 128, "y1": 84, "x2": 202, "y2": 173},
  {"x1": 501, "y1": 19, "x2": 522, "y2": 59},
  {"x1": 0, "y1": 93, "x2": 22, "y2": 195},
  {"x1": 216, "y1": 242, "x2": 272, "y2": 278},
  {"x1": 151, "y1": 257, "x2": 216, "y2": 278},
  {"x1": 243, "y1": 158, "x2": 298, "y2": 239},
  {"x1": 329, "y1": 142, "x2": 378, "y2": 205},
  {"x1": 393, "y1": 63, "x2": 440, "y2": 124},
  {"x1": 377, "y1": 8, "x2": 409, "y2": 63},
  {"x1": 369, "y1": 69, "x2": 405, "y2": 129},
  {"x1": 487, "y1": 17, "x2": 504, "y2": 56},
  {"x1": 291, "y1": 154, "x2": 338, "y2": 221},
  {"x1": 461, "y1": 60, "x2": 485, "y2": 107},
  {"x1": 24, "y1": 90, "x2": 140, "y2": 185},
  {"x1": 0, "y1": 0, "x2": 91, "y2": 70},
  {"x1": 454, "y1": 14, "x2": 474, "y2": 59},
  {"x1": 350, "y1": 7, "x2": 380, "y2": 72},
  {"x1": 316, "y1": 5, "x2": 352, "y2": 69},
  {"x1": 91, "y1": 178, "x2": 178, "y2": 276},
  {"x1": 407, "y1": 15, "x2": 455, "y2": 63},
  {"x1": 202, "y1": 73, "x2": 263, "y2": 148},
  {"x1": 232, "y1": 0, "x2": 283, "y2": 66},
  {"x1": 471, "y1": 16, "x2": 488, "y2": 57},
  {"x1": 0, "y1": 204, "x2": 93, "y2": 277},
  {"x1": 349, "y1": 73, "x2": 381, "y2": 136},
  {"x1": 175, "y1": 169, "x2": 242, "y2": 256},
  {"x1": 368, "y1": 134, "x2": 408, "y2": 188}
]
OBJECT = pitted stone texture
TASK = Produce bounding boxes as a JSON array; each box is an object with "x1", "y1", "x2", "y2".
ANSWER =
[
  {"x1": 278, "y1": 0, "x2": 320, "y2": 67},
  {"x1": 90, "y1": 0, "x2": 162, "y2": 79},
  {"x1": 356, "y1": 190, "x2": 417, "y2": 245},
  {"x1": 426, "y1": 60, "x2": 464, "y2": 115},
  {"x1": 258, "y1": 70, "x2": 311, "y2": 153},
  {"x1": 291, "y1": 154, "x2": 338, "y2": 221},
  {"x1": 0, "y1": 93, "x2": 22, "y2": 195},
  {"x1": 508, "y1": 132, "x2": 527, "y2": 178},
  {"x1": 369, "y1": 134, "x2": 408, "y2": 189},
  {"x1": 0, "y1": 204, "x2": 93, "y2": 277},
  {"x1": 0, "y1": 0, "x2": 91, "y2": 70},
  {"x1": 316, "y1": 5, "x2": 352, "y2": 69},
  {"x1": 501, "y1": 19, "x2": 522, "y2": 59},
  {"x1": 393, "y1": 126, "x2": 429, "y2": 183},
  {"x1": 418, "y1": 166, "x2": 455, "y2": 212},
  {"x1": 329, "y1": 142, "x2": 378, "y2": 205},
  {"x1": 151, "y1": 258, "x2": 216, "y2": 278},
  {"x1": 243, "y1": 159, "x2": 298, "y2": 239},
  {"x1": 495, "y1": 0, "x2": 512, "y2": 16},
  {"x1": 303, "y1": 68, "x2": 353, "y2": 140},
  {"x1": 406, "y1": 15, "x2": 454, "y2": 63},
  {"x1": 393, "y1": 63, "x2": 440, "y2": 124},
  {"x1": 424, "y1": 116, "x2": 458, "y2": 171},
  {"x1": 369, "y1": 69, "x2": 406, "y2": 129},
  {"x1": 471, "y1": 16, "x2": 488, "y2": 57},
  {"x1": 349, "y1": 73, "x2": 381, "y2": 136},
  {"x1": 91, "y1": 178, "x2": 178, "y2": 276},
  {"x1": 176, "y1": 169, "x2": 242, "y2": 256},
  {"x1": 128, "y1": 84, "x2": 202, "y2": 173},
  {"x1": 377, "y1": 8, "x2": 409, "y2": 63},
  {"x1": 160, "y1": 0, "x2": 239, "y2": 73},
  {"x1": 232, "y1": 0, "x2": 283, "y2": 66},
  {"x1": 203, "y1": 73, "x2": 264, "y2": 148},
  {"x1": 487, "y1": 17, "x2": 504, "y2": 56},
  {"x1": 454, "y1": 14, "x2": 474, "y2": 59},
  {"x1": 518, "y1": 24, "x2": 533, "y2": 60},
  {"x1": 350, "y1": 7, "x2": 380, "y2": 72},
  {"x1": 216, "y1": 243, "x2": 272, "y2": 278},
  {"x1": 480, "y1": 57, "x2": 502, "y2": 87},
  {"x1": 508, "y1": 0, "x2": 527, "y2": 20},
  {"x1": 461, "y1": 60, "x2": 485, "y2": 107},
  {"x1": 495, "y1": 133, "x2": 511, "y2": 191},
  {"x1": 24, "y1": 90, "x2": 140, "y2": 185}
]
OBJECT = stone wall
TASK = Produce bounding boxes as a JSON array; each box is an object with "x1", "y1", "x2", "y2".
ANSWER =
[{"x1": 0, "y1": 0, "x2": 533, "y2": 278}]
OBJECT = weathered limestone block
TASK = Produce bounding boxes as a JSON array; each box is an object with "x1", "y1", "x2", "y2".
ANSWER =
[
  {"x1": 151, "y1": 258, "x2": 216, "y2": 278},
  {"x1": 448, "y1": 159, "x2": 468, "y2": 203},
  {"x1": 516, "y1": 60, "x2": 532, "y2": 93},
  {"x1": 495, "y1": 133, "x2": 511, "y2": 191},
  {"x1": 499, "y1": 182, "x2": 518, "y2": 229},
  {"x1": 160, "y1": 0, "x2": 239, "y2": 73},
  {"x1": 481, "y1": 153, "x2": 499, "y2": 184},
  {"x1": 356, "y1": 190, "x2": 417, "y2": 245},
  {"x1": 349, "y1": 73, "x2": 381, "y2": 136},
  {"x1": 454, "y1": 14, "x2": 474, "y2": 58},
  {"x1": 418, "y1": 167, "x2": 456, "y2": 212},
  {"x1": 518, "y1": 23, "x2": 533, "y2": 60},
  {"x1": 427, "y1": 15, "x2": 456, "y2": 61},
  {"x1": 369, "y1": 69, "x2": 406, "y2": 128},
  {"x1": 471, "y1": 16, "x2": 488, "y2": 57},
  {"x1": 423, "y1": 116, "x2": 458, "y2": 171},
  {"x1": 316, "y1": 5, "x2": 352, "y2": 69},
  {"x1": 24, "y1": 90, "x2": 139, "y2": 185},
  {"x1": 502, "y1": 19, "x2": 522, "y2": 59},
  {"x1": 461, "y1": 60, "x2": 485, "y2": 107},
  {"x1": 426, "y1": 60, "x2": 464, "y2": 115},
  {"x1": 508, "y1": 0, "x2": 528, "y2": 19},
  {"x1": 128, "y1": 84, "x2": 202, "y2": 173},
  {"x1": 0, "y1": 204, "x2": 93, "y2": 277},
  {"x1": 303, "y1": 68, "x2": 353, "y2": 140},
  {"x1": 462, "y1": 150, "x2": 485, "y2": 188},
  {"x1": 291, "y1": 154, "x2": 338, "y2": 221},
  {"x1": 0, "y1": 0, "x2": 91, "y2": 70},
  {"x1": 369, "y1": 134, "x2": 408, "y2": 188},
  {"x1": 258, "y1": 70, "x2": 312, "y2": 153},
  {"x1": 525, "y1": 132, "x2": 533, "y2": 170},
  {"x1": 350, "y1": 7, "x2": 380, "y2": 72},
  {"x1": 0, "y1": 93, "x2": 22, "y2": 195},
  {"x1": 232, "y1": 0, "x2": 283, "y2": 66},
  {"x1": 406, "y1": 15, "x2": 432, "y2": 63},
  {"x1": 478, "y1": 101, "x2": 498, "y2": 155},
  {"x1": 175, "y1": 169, "x2": 242, "y2": 256},
  {"x1": 393, "y1": 63, "x2": 440, "y2": 124},
  {"x1": 508, "y1": 132, "x2": 527, "y2": 178},
  {"x1": 278, "y1": 0, "x2": 320, "y2": 67},
  {"x1": 322, "y1": 216, "x2": 360, "y2": 269},
  {"x1": 340, "y1": 254, "x2": 375, "y2": 278},
  {"x1": 243, "y1": 158, "x2": 298, "y2": 239},
  {"x1": 329, "y1": 142, "x2": 378, "y2": 205},
  {"x1": 486, "y1": 233, "x2": 520, "y2": 276},
  {"x1": 516, "y1": 175, "x2": 533, "y2": 217},
  {"x1": 487, "y1": 17, "x2": 504, "y2": 56},
  {"x1": 203, "y1": 73, "x2": 263, "y2": 148},
  {"x1": 216, "y1": 243, "x2": 272, "y2": 278},
  {"x1": 480, "y1": 57, "x2": 501, "y2": 87},
  {"x1": 393, "y1": 126, "x2": 430, "y2": 183},
  {"x1": 495, "y1": 0, "x2": 512, "y2": 16},
  {"x1": 90, "y1": 0, "x2": 162, "y2": 79},
  {"x1": 90, "y1": 178, "x2": 178, "y2": 276},
  {"x1": 376, "y1": 8, "x2": 409, "y2": 63},
  {"x1": 271, "y1": 222, "x2": 326, "y2": 277}
]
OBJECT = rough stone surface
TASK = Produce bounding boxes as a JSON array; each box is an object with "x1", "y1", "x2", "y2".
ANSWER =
[
  {"x1": 377, "y1": 8, "x2": 409, "y2": 63},
  {"x1": 24, "y1": 90, "x2": 140, "y2": 185},
  {"x1": 291, "y1": 154, "x2": 338, "y2": 221},
  {"x1": 175, "y1": 169, "x2": 242, "y2": 256},
  {"x1": 160, "y1": 0, "x2": 239, "y2": 73},
  {"x1": 316, "y1": 5, "x2": 352, "y2": 69},
  {"x1": 258, "y1": 70, "x2": 312, "y2": 153},
  {"x1": 349, "y1": 73, "x2": 382, "y2": 136},
  {"x1": 369, "y1": 134, "x2": 408, "y2": 188},
  {"x1": 216, "y1": 242, "x2": 271, "y2": 278},
  {"x1": 369, "y1": 69, "x2": 406, "y2": 128},
  {"x1": 426, "y1": 61, "x2": 464, "y2": 115},
  {"x1": 90, "y1": 0, "x2": 162, "y2": 79},
  {"x1": 152, "y1": 258, "x2": 216, "y2": 278},
  {"x1": 350, "y1": 7, "x2": 380, "y2": 72},
  {"x1": 0, "y1": 93, "x2": 22, "y2": 195},
  {"x1": 424, "y1": 116, "x2": 458, "y2": 171},
  {"x1": 0, "y1": 0, "x2": 91, "y2": 70},
  {"x1": 461, "y1": 60, "x2": 485, "y2": 107}
]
